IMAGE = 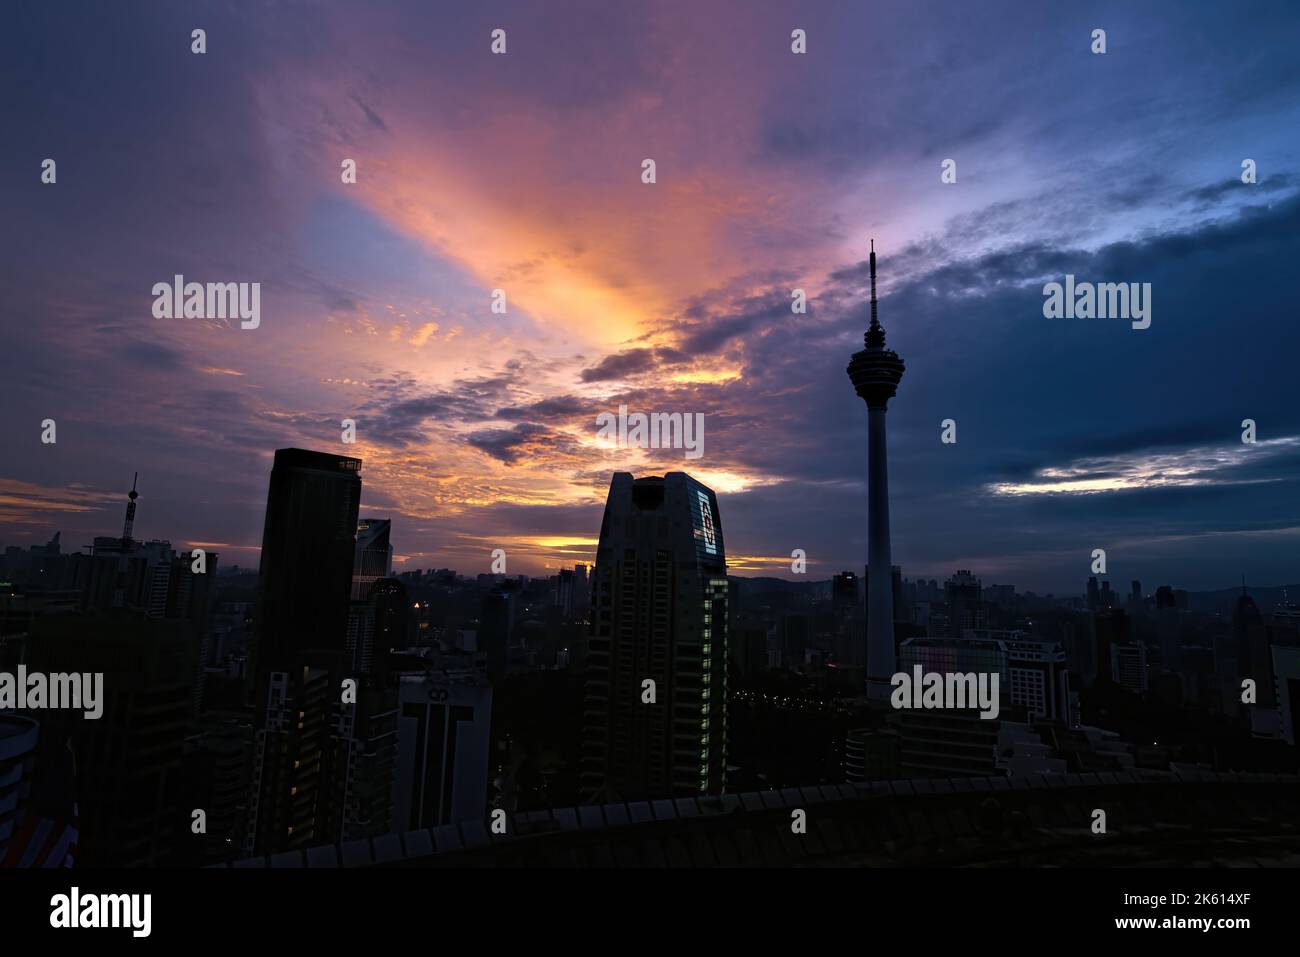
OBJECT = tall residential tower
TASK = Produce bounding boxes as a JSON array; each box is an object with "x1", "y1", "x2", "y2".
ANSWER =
[{"x1": 581, "y1": 473, "x2": 728, "y2": 802}]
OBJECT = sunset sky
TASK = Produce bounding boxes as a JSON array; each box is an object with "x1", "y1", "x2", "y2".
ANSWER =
[{"x1": 3, "y1": 0, "x2": 1299, "y2": 592}]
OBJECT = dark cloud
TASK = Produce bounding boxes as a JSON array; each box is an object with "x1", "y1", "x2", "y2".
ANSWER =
[
  {"x1": 1189, "y1": 172, "x2": 1294, "y2": 206},
  {"x1": 466, "y1": 423, "x2": 580, "y2": 465},
  {"x1": 119, "y1": 339, "x2": 186, "y2": 370},
  {"x1": 495, "y1": 395, "x2": 589, "y2": 422},
  {"x1": 579, "y1": 349, "x2": 658, "y2": 382},
  {"x1": 611, "y1": 188, "x2": 1300, "y2": 588}
]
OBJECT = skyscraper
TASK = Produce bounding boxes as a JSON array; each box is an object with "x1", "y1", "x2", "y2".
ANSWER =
[
  {"x1": 478, "y1": 589, "x2": 513, "y2": 685},
  {"x1": 573, "y1": 562, "x2": 590, "y2": 617},
  {"x1": 245, "y1": 448, "x2": 362, "y2": 855},
  {"x1": 1111, "y1": 642, "x2": 1150, "y2": 695},
  {"x1": 847, "y1": 242, "x2": 906, "y2": 701},
  {"x1": 394, "y1": 670, "x2": 492, "y2": 831},
  {"x1": 945, "y1": 569, "x2": 984, "y2": 638},
  {"x1": 1233, "y1": 583, "x2": 1266, "y2": 685},
  {"x1": 1092, "y1": 607, "x2": 1130, "y2": 687},
  {"x1": 581, "y1": 472, "x2": 728, "y2": 802},
  {"x1": 254, "y1": 449, "x2": 361, "y2": 673},
  {"x1": 352, "y1": 518, "x2": 393, "y2": 601},
  {"x1": 555, "y1": 567, "x2": 577, "y2": 617},
  {"x1": 27, "y1": 612, "x2": 197, "y2": 866}
]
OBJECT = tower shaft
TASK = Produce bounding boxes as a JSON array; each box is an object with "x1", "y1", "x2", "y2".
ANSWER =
[{"x1": 866, "y1": 407, "x2": 894, "y2": 699}]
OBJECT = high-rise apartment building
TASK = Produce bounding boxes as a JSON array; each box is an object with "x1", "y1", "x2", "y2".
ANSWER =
[{"x1": 581, "y1": 472, "x2": 728, "y2": 802}]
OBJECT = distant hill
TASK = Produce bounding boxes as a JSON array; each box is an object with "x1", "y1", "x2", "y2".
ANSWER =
[
  {"x1": 728, "y1": 576, "x2": 831, "y2": 601},
  {"x1": 1186, "y1": 584, "x2": 1300, "y2": 615},
  {"x1": 726, "y1": 575, "x2": 1300, "y2": 616}
]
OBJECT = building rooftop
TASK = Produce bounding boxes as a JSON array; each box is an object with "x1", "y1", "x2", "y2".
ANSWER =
[{"x1": 217, "y1": 767, "x2": 1300, "y2": 869}]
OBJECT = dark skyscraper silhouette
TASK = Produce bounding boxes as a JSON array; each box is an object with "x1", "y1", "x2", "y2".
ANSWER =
[
  {"x1": 27, "y1": 613, "x2": 197, "y2": 867},
  {"x1": 945, "y1": 569, "x2": 984, "y2": 638},
  {"x1": 581, "y1": 473, "x2": 729, "y2": 802},
  {"x1": 245, "y1": 448, "x2": 362, "y2": 855},
  {"x1": 832, "y1": 571, "x2": 859, "y2": 614},
  {"x1": 847, "y1": 243, "x2": 906, "y2": 701},
  {"x1": 255, "y1": 449, "x2": 362, "y2": 673},
  {"x1": 478, "y1": 589, "x2": 513, "y2": 685}
]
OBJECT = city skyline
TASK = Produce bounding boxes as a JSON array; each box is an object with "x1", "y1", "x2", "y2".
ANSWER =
[
  {"x1": 6, "y1": 431, "x2": 1299, "y2": 867},
  {"x1": 7, "y1": 465, "x2": 1295, "y2": 603},
  {"x1": 4, "y1": 1, "x2": 1300, "y2": 595}
]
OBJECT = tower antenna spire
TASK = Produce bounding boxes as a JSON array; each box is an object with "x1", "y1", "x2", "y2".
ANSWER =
[
  {"x1": 866, "y1": 240, "x2": 886, "y2": 348},
  {"x1": 122, "y1": 472, "x2": 139, "y2": 544},
  {"x1": 869, "y1": 239, "x2": 878, "y2": 329}
]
